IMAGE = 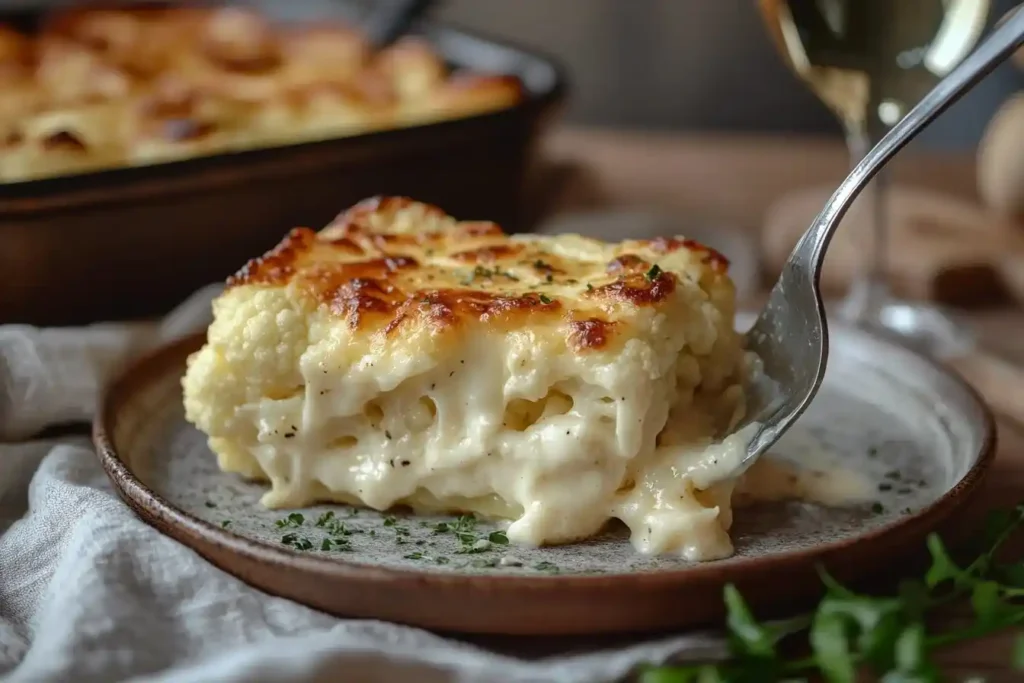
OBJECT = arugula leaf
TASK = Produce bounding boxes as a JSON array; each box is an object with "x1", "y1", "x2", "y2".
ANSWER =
[
  {"x1": 924, "y1": 534, "x2": 968, "y2": 589},
  {"x1": 970, "y1": 580, "x2": 1005, "y2": 626},
  {"x1": 634, "y1": 501, "x2": 1024, "y2": 683},
  {"x1": 723, "y1": 585, "x2": 776, "y2": 659},
  {"x1": 891, "y1": 623, "x2": 927, "y2": 672},
  {"x1": 810, "y1": 611, "x2": 855, "y2": 683}
]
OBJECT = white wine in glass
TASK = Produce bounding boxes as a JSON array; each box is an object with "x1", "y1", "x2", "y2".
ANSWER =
[{"x1": 759, "y1": 0, "x2": 993, "y2": 357}]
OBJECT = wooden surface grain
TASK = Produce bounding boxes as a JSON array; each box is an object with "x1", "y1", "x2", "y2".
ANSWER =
[{"x1": 544, "y1": 127, "x2": 1024, "y2": 678}]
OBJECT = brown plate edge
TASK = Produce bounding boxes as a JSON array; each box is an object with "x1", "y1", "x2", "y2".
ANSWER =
[{"x1": 92, "y1": 332, "x2": 997, "y2": 636}]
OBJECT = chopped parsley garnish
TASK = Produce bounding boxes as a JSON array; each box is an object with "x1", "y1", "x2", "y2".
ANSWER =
[
  {"x1": 275, "y1": 512, "x2": 305, "y2": 529},
  {"x1": 488, "y1": 531, "x2": 509, "y2": 545},
  {"x1": 280, "y1": 533, "x2": 313, "y2": 551},
  {"x1": 532, "y1": 561, "x2": 559, "y2": 573},
  {"x1": 538, "y1": 294, "x2": 552, "y2": 305},
  {"x1": 586, "y1": 283, "x2": 594, "y2": 291},
  {"x1": 456, "y1": 539, "x2": 492, "y2": 555},
  {"x1": 220, "y1": 520, "x2": 231, "y2": 528},
  {"x1": 382, "y1": 515, "x2": 397, "y2": 527},
  {"x1": 645, "y1": 264, "x2": 663, "y2": 281},
  {"x1": 453, "y1": 514, "x2": 477, "y2": 533},
  {"x1": 205, "y1": 501, "x2": 217, "y2": 509},
  {"x1": 403, "y1": 552, "x2": 425, "y2": 560},
  {"x1": 320, "y1": 538, "x2": 353, "y2": 552},
  {"x1": 461, "y1": 265, "x2": 519, "y2": 285},
  {"x1": 326, "y1": 519, "x2": 351, "y2": 537}
]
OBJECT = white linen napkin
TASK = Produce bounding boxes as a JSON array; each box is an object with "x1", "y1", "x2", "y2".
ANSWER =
[{"x1": 0, "y1": 283, "x2": 736, "y2": 683}]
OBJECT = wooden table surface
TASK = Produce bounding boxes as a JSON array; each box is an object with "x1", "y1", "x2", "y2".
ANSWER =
[{"x1": 544, "y1": 127, "x2": 1024, "y2": 680}]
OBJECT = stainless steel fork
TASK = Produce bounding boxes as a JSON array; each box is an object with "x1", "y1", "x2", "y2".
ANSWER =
[{"x1": 727, "y1": 8, "x2": 1024, "y2": 481}]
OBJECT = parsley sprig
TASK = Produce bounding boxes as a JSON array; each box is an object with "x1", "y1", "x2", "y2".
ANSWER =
[
  {"x1": 461, "y1": 265, "x2": 519, "y2": 286},
  {"x1": 638, "y1": 504, "x2": 1024, "y2": 682}
]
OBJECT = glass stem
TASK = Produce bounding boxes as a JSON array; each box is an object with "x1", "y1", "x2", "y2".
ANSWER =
[{"x1": 844, "y1": 127, "x2": 891, "y2": 317}]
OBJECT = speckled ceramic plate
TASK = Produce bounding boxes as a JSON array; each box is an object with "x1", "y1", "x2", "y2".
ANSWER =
[{"x1": 93, "y1": 317, "x2": 994, "y2": 636}]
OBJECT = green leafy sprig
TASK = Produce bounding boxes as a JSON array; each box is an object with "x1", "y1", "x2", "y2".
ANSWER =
[{"x1": 639, "y1": 504, "x2": 1024, "y2": 683}]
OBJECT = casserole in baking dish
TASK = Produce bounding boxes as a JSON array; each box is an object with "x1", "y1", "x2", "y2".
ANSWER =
[
  {"x1": 0, "y1": 4, "x2": 566, "y2": 325},
  {"x1": 0, "y1": 5, "x2": 525, "y2": 182}
]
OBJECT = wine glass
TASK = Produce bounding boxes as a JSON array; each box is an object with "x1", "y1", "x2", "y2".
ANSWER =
[{"x1": 758, "y1": 0, "x2": 995, "y2": 358}]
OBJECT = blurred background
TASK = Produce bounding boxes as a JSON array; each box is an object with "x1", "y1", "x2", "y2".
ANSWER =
[
  {"x1": 266, "y1": 0, "x2": 1024, "y2": 149},
  {"x1": 5, "y1": 0, "x2": 1024, "y2": 328}
]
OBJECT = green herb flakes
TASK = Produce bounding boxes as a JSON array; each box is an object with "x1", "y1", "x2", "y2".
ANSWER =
[
  {"x1": 280, "y1": 533, "x2": 313, "y2": 551},
  {"x1": 275, "y1": 512, "x2": 305, "y2": 529},
  {"x1": 646, "y1": 264, "x2": 663, "y2": 281}
]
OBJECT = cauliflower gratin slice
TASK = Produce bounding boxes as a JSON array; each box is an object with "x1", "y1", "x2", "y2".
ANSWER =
[{"x1": 182, "y1": 197, "x2": 753, "y2": 561}]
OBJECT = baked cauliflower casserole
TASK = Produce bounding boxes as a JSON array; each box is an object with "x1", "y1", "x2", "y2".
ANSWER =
[
  {"x1": 0, "y1": 6, "x2": 522, "y2": 182},
  {"x1": 182, "y1": 197, "x2": 754, "y2": 561}
]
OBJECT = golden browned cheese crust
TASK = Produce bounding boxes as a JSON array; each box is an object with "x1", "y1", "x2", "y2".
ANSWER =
[
  {"x1": 183, "y1": 196, "x2": 750, "y2": 559},
  {"x1": 227, "y1": 196, "x2": 731, "y2": 353},
  {"x1": 0, "y1": 7, "x2": 523, "y2": 182}
]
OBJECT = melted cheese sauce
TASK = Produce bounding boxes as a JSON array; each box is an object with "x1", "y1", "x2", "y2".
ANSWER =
[
  {"x1": 190, "y1": 318, "x2": 750, "y2": 561},
  {"x1": 736, "y1": 427, "x2": 874, "y2": 508}
]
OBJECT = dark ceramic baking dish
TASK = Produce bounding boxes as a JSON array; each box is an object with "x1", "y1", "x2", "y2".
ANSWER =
[{"x1": 0, "y1": 18, "x2": 567, "y2": 326}]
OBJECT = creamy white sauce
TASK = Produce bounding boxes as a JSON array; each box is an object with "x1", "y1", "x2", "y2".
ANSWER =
[{"x1": 737, "y1": 426, "x2": 874, "y2": 507}]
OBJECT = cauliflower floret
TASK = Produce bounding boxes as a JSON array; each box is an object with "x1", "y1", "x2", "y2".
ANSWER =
[{"x1": 182, "y1": 285, "x2": 312, "y2": 467}]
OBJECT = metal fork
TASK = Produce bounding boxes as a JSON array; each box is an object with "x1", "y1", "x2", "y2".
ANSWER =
[{"x1": 727, "y1": 9, "x2": 1024, "y2": 481}]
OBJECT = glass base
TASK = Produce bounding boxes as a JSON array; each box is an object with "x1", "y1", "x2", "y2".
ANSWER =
[{"x1": 836, "y1": 282, "x2": 974, "y2": 360}]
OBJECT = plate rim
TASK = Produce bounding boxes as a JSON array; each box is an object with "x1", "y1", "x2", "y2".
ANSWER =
[{"x1": 92, "y1": 328, "x2": 997, "y2": 634}]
